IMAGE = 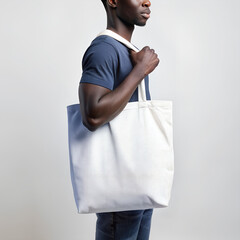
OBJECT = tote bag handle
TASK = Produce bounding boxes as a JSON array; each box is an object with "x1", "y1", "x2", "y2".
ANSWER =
[{"x1": 97, "y1": 29, "x2": 147, "y2": 102}]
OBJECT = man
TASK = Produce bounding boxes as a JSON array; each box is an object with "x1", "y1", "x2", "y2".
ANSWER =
[{"x1": 79, "y1": 0, "x2": 159, "y2": 239}]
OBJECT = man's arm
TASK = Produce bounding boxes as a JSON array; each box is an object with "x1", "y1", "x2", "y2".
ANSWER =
[{"x1": 79, "y1": 46, "x2": 159, "y2": 131}]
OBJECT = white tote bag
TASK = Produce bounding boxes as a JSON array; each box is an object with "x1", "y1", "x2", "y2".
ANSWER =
[{"x1": 67, "y1": 30, "x2": 174, "y2": 214}]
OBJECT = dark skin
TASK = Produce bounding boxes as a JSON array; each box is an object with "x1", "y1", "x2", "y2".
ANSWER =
[{"x1": 79, "y1": 0, "x2": 159, "y2": 131}]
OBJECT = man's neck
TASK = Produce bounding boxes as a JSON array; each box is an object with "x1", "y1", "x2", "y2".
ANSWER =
[{"x1": 106, "y1": 19, "x2": 134, "y2": 42}]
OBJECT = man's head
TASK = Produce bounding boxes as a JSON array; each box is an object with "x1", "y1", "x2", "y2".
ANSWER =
[{"x1": 101, "y1": 0, "x2": 151, "y2": 27}]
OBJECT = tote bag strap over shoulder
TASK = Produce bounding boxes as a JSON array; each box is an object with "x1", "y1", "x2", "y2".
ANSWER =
[{"x1": 97, "y1": 29, "x2": 147, "y2": 102}]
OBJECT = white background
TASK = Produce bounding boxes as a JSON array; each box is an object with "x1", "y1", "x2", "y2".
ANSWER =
[{"x1": 0, "y1": 0, "x2": 239, "y2": 239}]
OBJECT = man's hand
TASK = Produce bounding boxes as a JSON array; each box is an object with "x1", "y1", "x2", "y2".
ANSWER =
[{"x1": 130, "y1": 46, "x2": 160, "y2": 78}]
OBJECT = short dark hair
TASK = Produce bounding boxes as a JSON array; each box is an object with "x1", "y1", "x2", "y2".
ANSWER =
[{"x1": 101, "y1": 0, "x2": 107, "y2": 7}]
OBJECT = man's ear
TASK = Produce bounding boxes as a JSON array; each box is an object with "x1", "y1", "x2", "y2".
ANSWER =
[{"x1": 107, "y1": 0, "x2": 118, "y2": 8}]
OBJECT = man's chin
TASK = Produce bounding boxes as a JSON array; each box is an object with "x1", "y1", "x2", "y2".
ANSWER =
[{"x1": 136, "y1": 22, "x2": 147, "y2": 27}]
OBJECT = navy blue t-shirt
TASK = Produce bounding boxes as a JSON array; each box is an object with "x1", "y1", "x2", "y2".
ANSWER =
[{"x1": 80, "y1": 35, "x2": 151, "y2": 102}]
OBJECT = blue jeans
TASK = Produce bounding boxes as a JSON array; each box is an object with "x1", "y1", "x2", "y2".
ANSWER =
[{"x1": 95, "y1": 209, "x2": 153, "y2": 240}]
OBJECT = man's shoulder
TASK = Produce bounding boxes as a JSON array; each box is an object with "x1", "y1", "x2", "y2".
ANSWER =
[
  {"x1": 82, "y1": 35, "x2": 129, "y2": 65},
  {"x1": 88, "y1": 35, "x2": 128, "y2": 55}
]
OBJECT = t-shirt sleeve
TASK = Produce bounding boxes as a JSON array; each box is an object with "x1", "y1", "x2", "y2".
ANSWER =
[{"x1": 80, "y1": 42, "x2": 118, "y2": 90}]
